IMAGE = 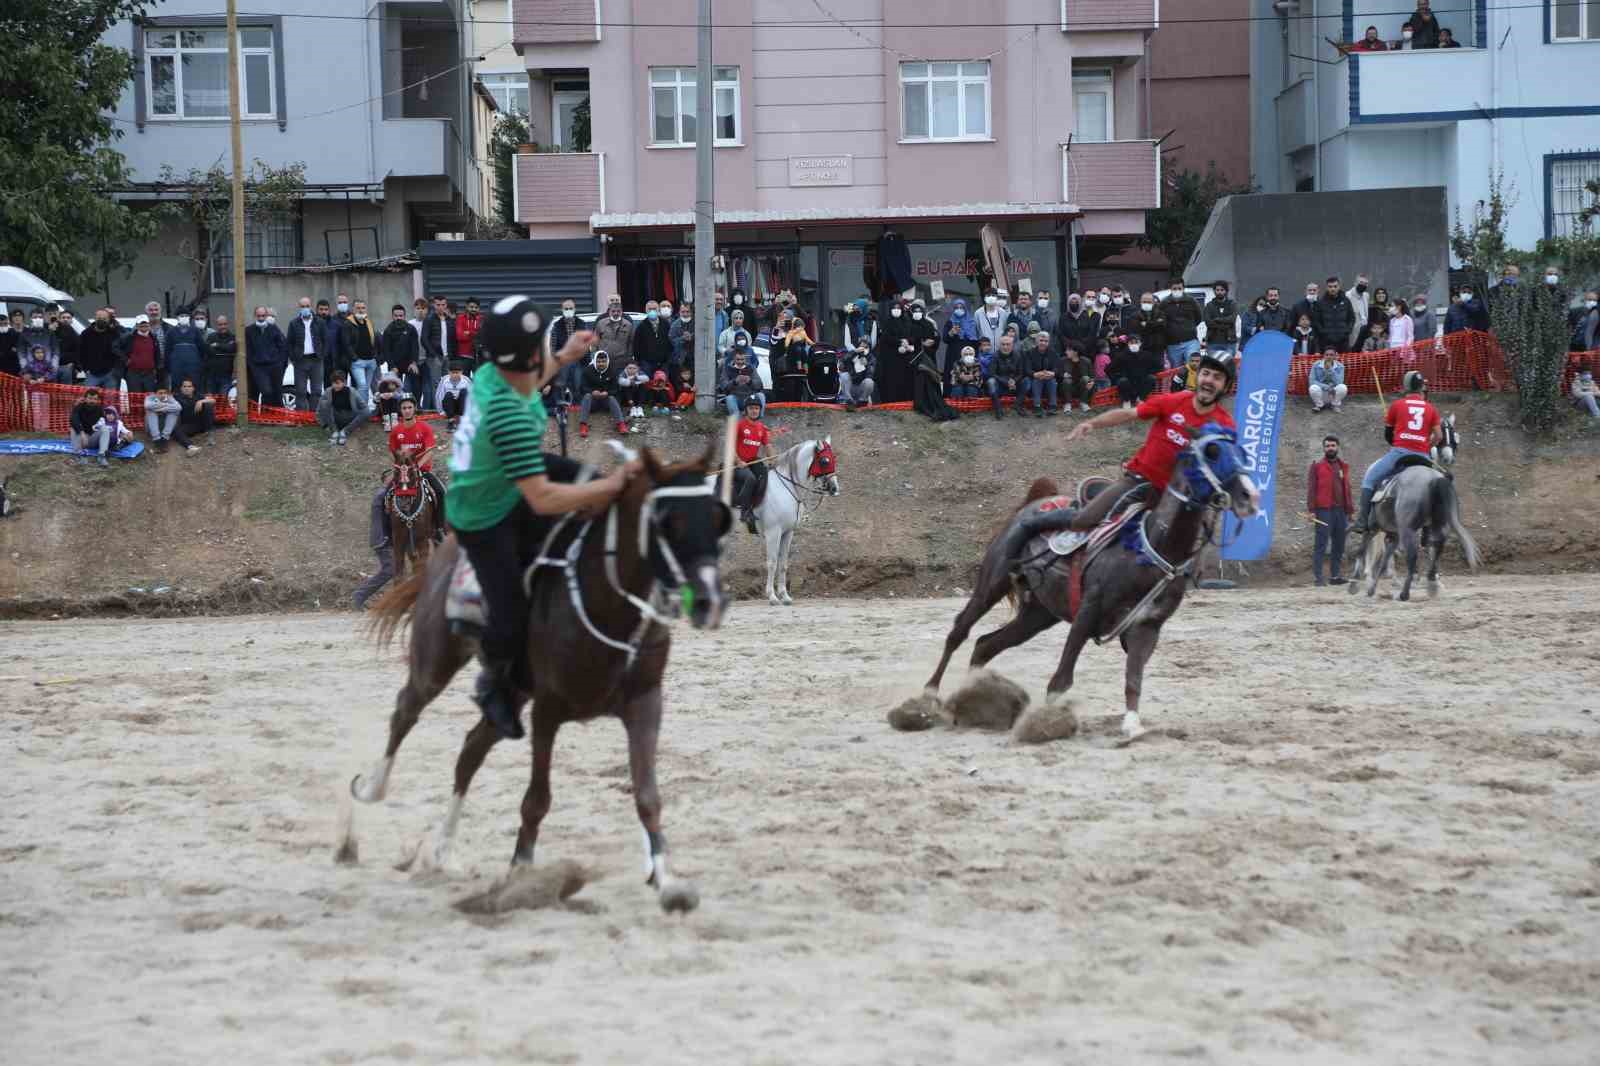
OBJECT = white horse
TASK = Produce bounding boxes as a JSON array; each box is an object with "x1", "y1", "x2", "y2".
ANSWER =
[{"x1": 749, "y1": 437, "x2": 840, "y2": 605}]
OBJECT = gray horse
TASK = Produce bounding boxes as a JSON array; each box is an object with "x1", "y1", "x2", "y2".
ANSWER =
[
  {"x1": 923, "y1": 426, "x2": 1261, "y2": 743},
  {"x1": 1347, "y1": 457, "x2": 1480, "y2": 601}
]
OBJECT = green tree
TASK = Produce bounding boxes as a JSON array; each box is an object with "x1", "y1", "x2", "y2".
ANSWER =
[
  {"x1": 1138, "y1": 164, "x2": 1257, "y2": 274},
  {"x1": 155, "y1": 160, "x2": 307, "y2": 303},
  {"x1": 1491, "y1": 275, "x2": 1570, "y2": 433},
  {"x1": 1449, "y1": 170, "x2": 1518, "y2": 278},
  {"x1": 490, "y1": 112, "x2": 531, "y2": 235},
  {"x1": 0, "y1": 0, "x2": 157, "y2": 293}
]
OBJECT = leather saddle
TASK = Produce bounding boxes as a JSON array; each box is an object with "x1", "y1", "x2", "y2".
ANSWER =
[{"x1": 1374, "y1": 453, "x2": 1444, "y2": 505}]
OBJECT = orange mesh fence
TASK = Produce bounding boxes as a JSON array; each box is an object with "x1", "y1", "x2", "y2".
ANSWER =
[{"x1": 1284, "y1": 330, "x2": 1509, "y2": 396}]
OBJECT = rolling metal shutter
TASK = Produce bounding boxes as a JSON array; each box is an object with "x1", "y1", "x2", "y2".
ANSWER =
[{"x1": 420, "y1": 239, "x2": 599, "y2": 313}]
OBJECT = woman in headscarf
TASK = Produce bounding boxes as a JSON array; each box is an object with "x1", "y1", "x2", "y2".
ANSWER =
[
  {"x1": 875, "y1": 297, "x2": 912, "y2": 403},
  {"x1": 941, "y1": 297, "x2": 979, "y2": 390},
  {"x1": 905, "y1": 299, "x2": 940, "y2": 391},
  {"x1": 843, "y1": 298, "x2": 876, "y2": 351},
  {"x1": 910, "y1": 343, "x2": 959, "y2": 422}
]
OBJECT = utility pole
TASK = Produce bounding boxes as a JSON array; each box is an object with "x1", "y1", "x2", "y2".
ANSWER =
[
  {"x1": 226, "y1": 0, "x2": 250, "y2": 424},
  {"x1": 692, "y1": 0, "x2": 716, "y2": 412}
]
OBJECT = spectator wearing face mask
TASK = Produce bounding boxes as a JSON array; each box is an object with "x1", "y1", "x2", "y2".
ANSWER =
[
  {"x1": 1385, "y1": 299, "x2": 1415, "y2": 350},
  {"x1": 668, "y1": 301, "x2": 696, "y2": 369},
  {"x1": 616, "y1": 358, "x2": 650, "y2": 423},
  {"x1": 165, "y1": 311, "x2": 208, "y2": 397},
  {"x1": 1032, "y1": 291, "x2": 1056, "y2": 337},
  {"x1": 79, "y1": 309, "x2": 122, "y2": 390},
  {"x1": 1572, "y1": 365, "x2": 1599, "y2": 419},
  {"x1": 984, "y1": 334, "x2": 1024, "y2": 419},
  {"x1": 973, "y1": 291, "x2": 1008, "y2": 351},
  {"x1": 116, "y1": 315, "x2": 165, "y2": 393},
  {"x1": 1133, "y1": 293, "x2": 1167, "y2": 356},
  {"x1": 342, "y1": 300, "x2": 379, "y2": 406},
  {"x1": 1346, "y1": 275, "x2": 1373, "y2": 346},
  {"x1": 875, "y1": 299, "x2": 913, "y2": 403},
  {"x1": 1445, "y1": 287, "x2": 1489, "y2": 334},
  {"x1": 1393, "y1": 21, "x2": 1418, "y2": 49},
  {"x1": 1098, "y1": 286, "x2": 1132, "y2": 341},
  {"x1": 905, "y1": 300, "x2": 939, "y2": 384},
  {"x1": 842, "y1": 297, "x2": 876, "y2": 352},
  {"x1": 17, "y1": 311, "x2": 58, "y2": 378},
  {"x1": 1542, "y1": 266, "x2": 1571, "y2": 314},
  {"x1": 1571, "y1": 291, "x2": 1600, "y2": 353},
  {"x1": 1407, "y1": 296, "x2": 1433, "y2": 341},
  {"x1": 1055, "y1": 292, "x2": 1098, "y2": 358},
  {"x1": 837, "y1": 342, "x2": 876, "y2": 410},
  {"x1": 942, "y1": 298, "x2": 978, "y2": 387},
  {"x1": 1160, "y1": 279, "x2": 1204, "y2": 370},
  {"x1": 1110, "y1": 333, "x2": 1159, "y2": 408},
  {"x1": 949, "y1": 344, "x2": 982, "y2": 398}
]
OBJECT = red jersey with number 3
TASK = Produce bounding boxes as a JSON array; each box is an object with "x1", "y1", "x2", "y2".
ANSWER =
[
  {"x1": 389, "y1": 420, "x2": 436, "y2": 469},
  {"x1": 1125, "y1": 391, "x2": 1237, "y2": 490},
  {"x1": 1385, "y1": 396, "x2": 1439, "y2": 454},
  {"x1": 736, "y1": 418, "x2": 771, "y2": 463}
]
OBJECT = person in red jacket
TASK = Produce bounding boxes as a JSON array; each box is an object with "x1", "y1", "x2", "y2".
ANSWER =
[
  {"x1": 1307, "y1": 434, "x2": 1354, "y2": 586},
  {"x1": 454, "y1": 297, "x2": 483, "y2": 363}
]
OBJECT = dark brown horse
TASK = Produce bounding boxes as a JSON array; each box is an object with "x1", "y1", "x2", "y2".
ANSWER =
[
  {"x1": 350, "y1": 443, "x2": 731, "y2": 912},
  {"x1": 923, "y1": 427, "x2": 1260, "y2": 743},
  {"x1": 386, "y1": 454, "x2": 440, "y2": 577}
]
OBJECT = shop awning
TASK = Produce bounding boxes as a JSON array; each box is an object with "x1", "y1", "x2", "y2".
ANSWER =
[{"x1": 590, "y1": 202, "x2": 1083, "y2": 233}]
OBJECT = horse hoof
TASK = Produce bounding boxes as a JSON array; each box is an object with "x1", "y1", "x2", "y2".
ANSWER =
[
  {"x1": 780, "y1": 595, "x2": 794, "y2": 607},
  {"x1": 658, "y1": 880, "x2": 700, "y2": 914},
  {"x1": 768, "y1": 597, "x2": 781, "y2": 607},
  {"x1": 1427, "y1": 581, "x2": 1440, "y2": 599},
  {"x1": 1345, "y1": 580, "x2": 1360, "y2": 596}
]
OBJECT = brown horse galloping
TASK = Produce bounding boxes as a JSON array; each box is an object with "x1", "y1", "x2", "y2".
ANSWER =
[
  {"x1": 351, "y1": 443, "x2": 731, "y2": 912},
  {"x1": 386, "y1": 454, "x2": 441, "y2": 577}
]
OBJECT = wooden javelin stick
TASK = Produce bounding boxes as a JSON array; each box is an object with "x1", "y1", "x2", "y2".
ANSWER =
[
  {"x1": 720, "y1": 415, "x2": 737, "y2": 508},
  {"x1": 1372, "y1": 366, "x2": 1388, "y2": 407}
]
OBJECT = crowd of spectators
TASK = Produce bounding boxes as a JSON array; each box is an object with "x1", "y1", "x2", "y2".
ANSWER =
[{"x1": 1343, "y1": 1, "x2": 1466, "y2": 52}]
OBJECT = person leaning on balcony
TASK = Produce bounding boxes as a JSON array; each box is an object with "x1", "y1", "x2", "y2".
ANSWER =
[
  {"x1": 1392, "y1": 21, "x2": 1418, "y2": 49},
  {"x1": 1350, "y1": 25, "x2": 1388, "y2": 52},
  {"x1": 594, "y1": 293, "x2": 634, "y2": 362},
  {"x1": 1437, "y1": 27, "x2": 1460, "y2": 48}
]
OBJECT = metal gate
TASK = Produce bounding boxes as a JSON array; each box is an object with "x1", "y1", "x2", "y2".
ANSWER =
[{"x1": 420, "y1": 239, "x2": 598, "y2": 312}]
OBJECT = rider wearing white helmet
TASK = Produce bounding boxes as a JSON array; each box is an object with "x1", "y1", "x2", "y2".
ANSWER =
[
  {"x1": 446, "y1": 296, "x2": 635, "y2": 740},
  {"x1": 1353, "y1": 369, "x2": 1441, "y2": 533}
]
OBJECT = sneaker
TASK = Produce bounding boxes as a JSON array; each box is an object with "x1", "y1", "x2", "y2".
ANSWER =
[
  {"x1": 185, "y1": 445, "x2": 200, "y2": 454},
  {"x1": 1329, "y1": 576, "x2": 1347, "y2": 586},
  {"x1": 1078, "y1": 403, "x2": 1090, "y2": 413},
  {"x1": 579, "y1": 423, "x2": 589, "y2": 439},
  {"x1": 337, "y1": 431, "x2": 348, "y2": 446},
  {"x1": 447, "y1": 418, "x2": 459, "y2": 432},
  {"x1": 97, "y1": 456, "x2": 110, "y2": 467},
  {"x1": 330, "y1": 432, "x2": 340, "y2": 445},
  {"x1": 1121, "y1": 401, "x2": 1133, "y2": 411}
]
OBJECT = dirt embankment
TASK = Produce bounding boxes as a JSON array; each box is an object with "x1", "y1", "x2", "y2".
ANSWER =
[{"x1": 2, "y1": 395, "x2": 1597, "y2": 618}]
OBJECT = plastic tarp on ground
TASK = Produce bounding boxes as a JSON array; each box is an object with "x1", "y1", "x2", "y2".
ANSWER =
[{"x1": 0, "y1": 439, "x2": 144, "y2": 458}]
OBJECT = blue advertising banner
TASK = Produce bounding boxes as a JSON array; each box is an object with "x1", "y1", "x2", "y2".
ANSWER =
[{"x1": 1222, "y1": 330, "x2": 1294, "y2": 561}]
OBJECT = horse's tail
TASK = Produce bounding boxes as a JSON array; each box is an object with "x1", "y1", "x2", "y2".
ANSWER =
[
  {"x1": 368, "y1": 568, "x2": 425, "y2": 650},
  {"x1": 1431, "y1": 475, "x2": 1482, "y2": 571}
]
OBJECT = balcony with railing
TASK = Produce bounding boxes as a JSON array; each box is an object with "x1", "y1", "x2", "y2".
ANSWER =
[
  {"x1": 514, "y1": 150, "x2": 604, "y2": 223},
  {"x1": 513, "y1": 0, "x2": 601, "y2": 48},
  {"x1": 1061, "y1": 139, "x2": 1160, "y2": 211}
]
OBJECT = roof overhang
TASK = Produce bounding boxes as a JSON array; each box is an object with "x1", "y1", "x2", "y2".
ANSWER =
[{"x1": 590, "y1": 202, "x2": 1083, "y2": 233}]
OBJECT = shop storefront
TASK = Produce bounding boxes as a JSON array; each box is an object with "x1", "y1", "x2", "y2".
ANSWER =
[{"x1": 594, "y1": 207, "x2": 1076, "y2": 349}]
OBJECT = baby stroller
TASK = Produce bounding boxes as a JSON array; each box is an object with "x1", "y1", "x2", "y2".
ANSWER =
[{"x1": 804, "y1": 346, "x2": 841, "y2": 403}]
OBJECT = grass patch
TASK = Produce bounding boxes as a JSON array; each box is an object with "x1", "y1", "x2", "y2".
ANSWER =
[{"x1": 243, "y1": 481, "x2": 307, "y2": 522}]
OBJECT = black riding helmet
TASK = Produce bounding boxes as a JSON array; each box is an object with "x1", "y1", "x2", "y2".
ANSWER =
[
  {"x1": 478, "y1": 295, "x2": 548, "y2": 371},
  {"x1": 1197, "y1": 350, "x2": 1235, "y2": 391},
  {"x1": 1403, "y1": 370, "x2": 1426, "y2": 393}
]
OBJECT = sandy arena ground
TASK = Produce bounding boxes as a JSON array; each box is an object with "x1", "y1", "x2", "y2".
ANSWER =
[{"x1": 4, "y1": 575, "x2": 1600, "y2": 1064}]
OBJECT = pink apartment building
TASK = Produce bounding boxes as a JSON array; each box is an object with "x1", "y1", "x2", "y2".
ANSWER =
[{"x1": 510, "y1": 0, "x2": 1160, "y2": 343}]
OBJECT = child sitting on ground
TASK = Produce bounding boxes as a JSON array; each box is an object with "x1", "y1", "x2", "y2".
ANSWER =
[
  {"x1": 616, "y1": 358, "x2": 650, "y2": 419},
  {"x1": 951, "y1": 345, "x2": 982, "y2": 398},
  {"x1": 88, "y1": 405, "x2": 133, "y2": 466},
  {"x1": 1092, "y1": 339, "x2": 1113, "y2": 392},
  {"x1": 672, "y1": 365, "x2": 696, "y2": 410},
  {"x1": 373, "y1": 371, "x2": 407, "y2": 431},
  {"x1": 645, "y1": 369, "x2": 676, "y2": 413}
]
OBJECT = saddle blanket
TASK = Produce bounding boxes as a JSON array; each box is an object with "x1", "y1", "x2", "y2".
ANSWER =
[
  {"x1": 0, "y1": 438, "x2": 145, "y2": 459},
  {"x1": 1046, "y1": 504, "x2": 1145, "y2": 557}
]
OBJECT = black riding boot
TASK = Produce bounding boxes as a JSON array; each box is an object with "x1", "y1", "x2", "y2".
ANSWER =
[
  {"x1": 1352, "y1": 488, "x2": 1375, "y2": 535},
  {"x1": 473, "y1": 660, "x2": 525, "y2": 740},
  {"x1": 735, "y1": 475, "x2": 758, "y2": 533}
]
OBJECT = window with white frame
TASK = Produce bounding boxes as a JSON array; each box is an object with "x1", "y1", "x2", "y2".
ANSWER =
[
  {"x1": 478, "y1": 73, "x2": 529, "y2": 116},
  {"x1": 146, "y1": 27, "x2": 276, "y2": 120},
  {"x1": 900, "y1": 62, "x2": 991, "y2": 141},
  {"x1": 649, "y1": 66, "x2": 740, "y2": 146},
  {"x1": 209, "y1": 207, "x2": 302, "y2": 292},
  {"x1": 1072, "y1": 69, "x2": 1114, "y2": 143},
  {"x1": 1550, "y1": 155, "x2": 1600, "y2": 238},
  {"x1": 1552, "y1": 0, "x2": 1600, "y2": 40}
]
